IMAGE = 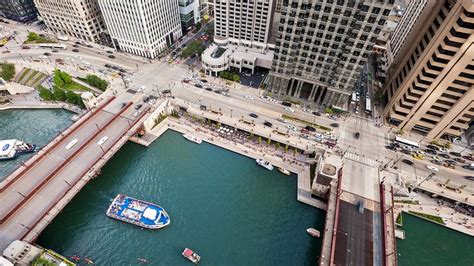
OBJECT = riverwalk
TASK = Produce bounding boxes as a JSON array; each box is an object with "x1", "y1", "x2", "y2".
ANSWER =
[
  {"x1": 0, "y1": 101, "x2": 84, "y2": 114},
  {"x1": 130, "y1": 116, "x2": 328, "y2": 210}
]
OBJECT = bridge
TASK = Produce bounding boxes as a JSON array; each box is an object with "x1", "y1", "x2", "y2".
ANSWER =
[{"x1": 0, "y1": 95, "x2": 151, "y2": 251}]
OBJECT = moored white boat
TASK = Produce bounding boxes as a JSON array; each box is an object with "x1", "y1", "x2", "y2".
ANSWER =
[
  {"x1": 0, "y1": 139, "x2": 36, "y2": 160},
  {"x1": 256, "y1": 159, "x2": 273, "y2": 170},
  {"x1": 277, "y1": 167, "x2": 290, "y2": 175},
  {"x1": 306, "y1": 228, "x2": 320, "y2": 238},
  {"x1": 183, "y1": 134, "x2": 202, "y2": 144},
  {"x1": 182, "y1": 248, "x2": 201, "y2": 264}
]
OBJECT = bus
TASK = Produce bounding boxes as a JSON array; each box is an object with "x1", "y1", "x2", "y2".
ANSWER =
[
  {"x1": 57, "y1": 35, "x2": 69, "y2": 41},
  {"x1": 394, "y1": 136, "x2": 420, "y2": 150},
  {"x1": 365, "y1": 98, "x2": 372, "y2": 114},
  {"x1": 38, "y1": 43, "x2": 67, "y2": 50},
  {"x1": 351, "y1": 92, "x2": 357, "y2": 103}
]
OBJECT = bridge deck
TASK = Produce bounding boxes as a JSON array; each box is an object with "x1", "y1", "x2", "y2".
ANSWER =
[{"x1": 0, "y1": 97, "x2": 146, "y2": 251}]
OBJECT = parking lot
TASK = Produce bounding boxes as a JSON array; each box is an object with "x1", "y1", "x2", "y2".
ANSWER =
[{"x1": 238, "y1": 67, "x2": 268, "y2": 89}]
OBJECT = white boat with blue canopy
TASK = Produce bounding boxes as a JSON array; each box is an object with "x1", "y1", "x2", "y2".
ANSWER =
[
  {"x1": 0, "y1": 139, "x2": 36, "y2": 160},
  {"x1": 106, "y1": 194, "x2": 170, "y2": 229}
]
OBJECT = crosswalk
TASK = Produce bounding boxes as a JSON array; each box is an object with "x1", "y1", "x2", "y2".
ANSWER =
[{"x1": 344, "y1": 152, "x2": 379, "y2": 167}]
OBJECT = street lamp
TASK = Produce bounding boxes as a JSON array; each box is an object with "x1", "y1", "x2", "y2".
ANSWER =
[{"x1": 230, "y1": 109, "x2": 233, "y2": 118}]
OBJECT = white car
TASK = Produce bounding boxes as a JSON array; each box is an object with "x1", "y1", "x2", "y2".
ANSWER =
[
  {"x1": 245, "y1": 95, "x2": 254, "y2": 100},
  {"x1": 133, "y1": 110, "x2": 141, "y2": 117},
  {"x1": 38, "y1": 55, "x2": 47, "y2": 59},
  {"x1": 65, "y1": 138, "x2": 78, "y2": 150},
  {"x1": 286, "y1": 125, "x2": 297, "y2": 131},
  {"x1": 284, "y1": 107, "x2": 295, "y2": 112},
  {"x1": 426, "y1": 165, "x2": 439, "y2": 172},
  {"x1": 137, "y1": 85, "x2": 145, "y2": 92},
  {"x1": 97, "y1": 136, "x2": 108, "y2": 146}
]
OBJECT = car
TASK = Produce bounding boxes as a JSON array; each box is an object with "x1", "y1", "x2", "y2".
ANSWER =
[
  {"x1": 330, "y1": 123, "x2": 340, "y2": 128},
  {"x1": 104, "y1": 64, "x2": 112, "y2": 68},
  {"x1": 401, "y1": 149, "x2": 411, "y2": 155},
  {"x1": 119, "y1": 102, "x2": 127, "y2": 109},
  {"x1": 183, "y1": 78, "x2": 190, "y2": 83},
  {"x1": 134, "y1": 104, "x2": 143, "y2": 110},
  {"x1": 284, "y1": 107, "x2": 295, "y2": 112},
  {"x1": 73, "y1": 44, "x2": 79, "y2": 48},
  {"x1": 87, "y1": 44, "x2": 93, "y2": 48},
  {"x1": 439, "y1": 153, "x2": 451, "y2": 159},
  {"x1": 245, "y1": 95, "x2": 254, "y2": 100},
  {"x1": 52, "y1": 49, "x2": 59, "y2": 53},
  {"x1": 43, "y1": 52, "x2": 51, "y2": 56},
  {"x1": 106, "y1": 50, "x2": 114, "y2": 54},
  {"x1": 305, "y1": 125, "x2": 316, "y2": 132},
  {"x1": 143, "y1": 96, "x2": 150, "y2": 102},
  {"x1": 462, "y1": 164, "x2": 474, "y2": 171},
  {"x1": 282, "y1": 101, "x2": 292, "y2": 107},
  {"x1": 75, "y1": 41, "x2": 82, "y2": 45},
  {"x1": 162, "y1": 89, "x2": 171, "y2": 94},
  {"x1": 312, "y1": 111, "x2": 322, "y2": 116},
  {"x1": 213, "y1": 89, "x2": 222, "y2": 94},
  {"x1": 424, "y1": 149, "x2": 437, "y2": 155},
  {"x1": 462, "y1": 155, "x2": 473, "y2": 161},
  {"x1": 97, "y1": 136, "x2": 109, "y2": 146},
  {"x1": 133, "y1": 110, "x2": 141, "y2": 117},
  {"x1": 445, "y1": 159, "x2": 457, "y2": 165},
  {"x1": 194, "y1": 83, "x2": 203, "y2": 88},
  {"x1": 264, "y1": 121, "x2": 273, "y2": 127},
  {"x1": 205, "y1": 87, "x2": 212, "y2": 91},
  {"x1": 411, "y1": 153, "x2": 424, "y2": 160},
  {"x1": 464, "y1": 176, "x2": 474, "y2": 181},
  {"x1": 386, "y1": 145, "x2": 396, "y2": 151},
  {"x1": 287, "y1": 125, "x2": 297, "y2": 131},
  {"x1": 426, "y1": 165, "x2": 439, "y2": 172},
  {"x1": 72, "y1": 48, "x2": 79, "y2": 52},
  {"x1": 277, "y1": 118, "x2": 287, "y2": 123},
  {"x1": 431, "y1": 159, "x2": 443, "y2": 165},
  {"x1": 118, "y1": 68, "x2": 126, "y2": 73},
  {"x1": 199, "y1": 105, "x2": 207, "y2": 111},
  {"x1": 354, "y1": 132, "x2": 360, "y2": 139},
  {"x1": 449, "y1": 151, "x2": 462, "y2": 157},
  {"x1": 443, "y1": 163, "x2": 455, "y2": 169},
  {"x1": 454, "y1": 158, "x2": 466, "y2": 164},
  {"x1": 21, "y1": 46, "x2": 30, "y2": 49},
  {"x1": 249, "y1": 113, "x2": 258, "y2": 118},
  {"x1": 426, "y1": 144, "x2": 440, "y2": 151},
  {"x1": 402, "y1": 159, "x2": 414, "y2": 166},
  {"x1": 201, "y1": 79, "x2": 208, "y2": 83},
  {"x1": 108, "y1": 55, "x2": 115, "y2": 59}
]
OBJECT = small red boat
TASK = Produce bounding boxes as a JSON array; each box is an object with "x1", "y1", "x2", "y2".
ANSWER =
[{"x1": 182, "y1": 248, "x2": 201, "y2": 264}]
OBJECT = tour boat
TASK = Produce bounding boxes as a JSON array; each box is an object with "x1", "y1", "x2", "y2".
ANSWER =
[
  {"x1": 256, "y1": 159, "x2": 274, "y2": 171},
  {"x1": 182, "y1": 248, "x2": 201, "y2": 264},
  {"x1": 137, "y1": 257, "x2": 150, "y2": 263},
  {"x1": 183, "y1": 134, "x2": 202, "y2": 144},
  {"x1": 277, "y1": 167, "x2": 291, "y2": 175},
  {"x1": 306, "y1": 228, "x2": 320, "y2": 238},
  {"x1": 106, "y1": 194, "x2": 170, "y2": 229},
  {"x1": 0, "y1": 139, "x2": 36, "y2": 160}
]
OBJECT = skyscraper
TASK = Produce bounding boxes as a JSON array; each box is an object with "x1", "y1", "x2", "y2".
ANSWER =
[
  {"x1": 34, "y1": 0, "x2": 107, "y2": 43},
  {"x1": 382, "y1": 0, "x2": 474, "y2": 141},
  {"x1": 268, "y1": 0, "x2": 393, "y2": 108},
  {"x1": 98, "y1": 0, "x2": 182, "y2": 58},
  {"x1": 0, "y1": 0, "x2": 37, "y2": 22}
]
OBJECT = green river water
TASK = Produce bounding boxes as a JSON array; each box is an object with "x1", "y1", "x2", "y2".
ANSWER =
[{"x1": 1, "y1": 109, "x2": 472, "y2": 265}]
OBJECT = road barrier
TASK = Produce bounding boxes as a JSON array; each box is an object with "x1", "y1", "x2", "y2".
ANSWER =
[
  {"x1": 379, "y1": 183, "x2": 387, "y2": 266},
  {"x1": 0, "y1": 100, "x2": 130, "y2": 224},
  {"x1": 329, "y1": 167, "x2": 343, "y2": 264},
  {"x1": 0, "y1": 97, "x2": 115, "y2": 192}
]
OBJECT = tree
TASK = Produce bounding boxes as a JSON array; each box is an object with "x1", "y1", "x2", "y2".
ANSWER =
[
  {"x1": 258, "y1": 136, "x2": 262, "y2": 145},
  {"x1": 53, "y1": 69, "x2": 65, "y2": 88},
  {"x1": 38, "y1": 86, "x2": 53, "y2": 100},
  {"x1": 52, "y1": 86, "x2": 66, "y2": 101},
  {"x1": 0, "y1": 63, "x2": 15, "y2": 81},
  {"x1": 195, "y1": 22, "x2": 202, "y2": 31},
  {"x1": 84, "y1": 74, "x2": 108, "y2": 90},
  {"x1": 27, "y1": 32, "x2": 39, "y2": 42}
]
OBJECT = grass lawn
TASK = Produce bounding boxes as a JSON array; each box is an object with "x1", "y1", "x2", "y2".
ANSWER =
[
  {"x1": 282, "y1": 114, "x2": 332, "y2": 132},
  {"x1": 31, "y1": 73, "x2": 46, "y2": 88},
  {"x1": 64, "y1": 81, "x2": 90, "y2": 91},
  {"x1": 18, "y1": 68, "x2": 31, "y2": 82},
  {"x1": 408, "y1": 211, "x2": 445, "y2": 225}
]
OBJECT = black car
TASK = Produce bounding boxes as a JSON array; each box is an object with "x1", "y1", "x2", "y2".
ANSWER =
[
  {"x1": 427, "y1": 144, "x2": 440, "y2": 151},
  {"x1": 72, "y1": 49, "x2": 79, "y2": 52},
  {"x1": 205, "y1": 87, "x2": 212, "y2": 91},
  {"x1": 199, "y1": 105, "x2": 207, "y2": 111},
  {"x1": 134, "y1": 104, "x2": 142, "y2": 110},
  {"x1": 330, "y1": 123, "x2": 339, "y2": 128},
  {"x1": 108, "y1": 55, "x2": 115, "y2": 59},
  {"x1": 201, "y1": 79, "x2": 208, "y2": 83},
  {"x1": 462, "y1": 164, "x2": 474, "y2": 171},
  {"x1": 118, "y1": 68, "x2": 126, "y2": 73},
  {"x1": 143, "y1": 96, "x2": 150, "y2": 102},
  {"x1": 106, "y1": 50, "x2": 114, "y2": 54},
  {"x1": 454, "y1": 158, "x2": 466, "y2": 164},
  {"x1": 104, "y1": 64, "x2": 112, "y2": 68},
  {"x1": 465, "y1": 176, "x2": 474, "y2": 181},
  {"x1": 449, "y1": 151, "x2": 462, "y2": 157},
  {"x1": 305, "y1": 125, "x2": 316, "y2": 132},
  {"x1": 119, "y1": 102, "x2": 127, "y2": 109},
  {"x1": 385, "y1": 145, "x2": 396, "y2": 151},
  {"x1": 401, "y1": 149, "x2": 411, "y2": 155},
  {"x1": 75, "y1": 41, "x2": 82, "y2": 45},
  {"x1": 52, "y1": 49, "x2": 59, "y2": 53},
  {"x1": 194, "y1": 83, "x2": 203, "y2": 88},
  {"x1": 264, "y1": 121, "x2": 273, "y2": 127},
  {"x1": 282, "y1": 101, "x2": 292, "y2": 107},
  {"x1": 87, "y1": 44, "x2": 93, "y2": 48},
  {"x1": 445, "y1": 159, "x2": 457, "y2": 165},
  {"x1": 312, "y1": 111, "x2": 322, "y2": 116},
  {"x1": 73, "y1": 44, "x2": 79, "y2": 48},
  {"x1": 402, "y1": 159, "x2": 414, "y2": 166},
  {"x1": 424, "y1": 149, "x2": 437, "y2": 155},
  {"x1": 354, "y1": 132, "x2": 360, "y2": 139},
  {"x1": 43, "y1": 52, "x2": 51, "y2": 56},
  {"x1": 439, "y1": 153, "x2": 451, "y2": 159},
  {"x1": 249, "y1": 113, "x2": 258, "y2": 118}
]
